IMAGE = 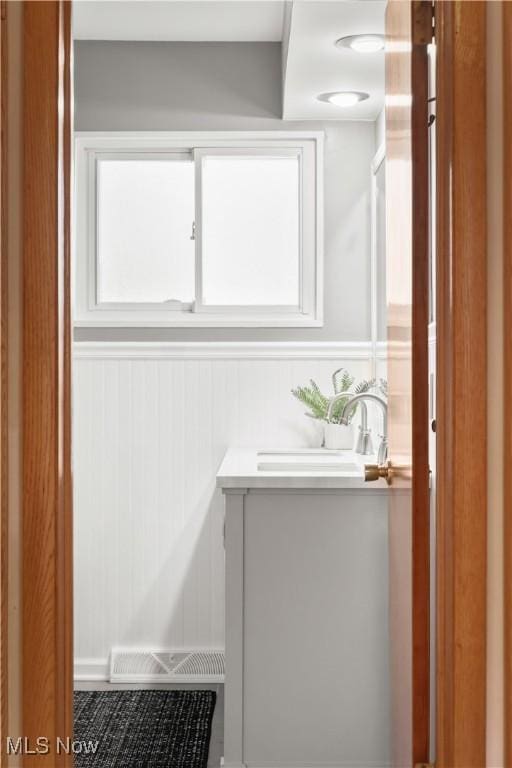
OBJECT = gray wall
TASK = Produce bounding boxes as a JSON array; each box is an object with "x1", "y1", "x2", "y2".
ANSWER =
[{"x1": 74, "y1": 41, "x2": 376, "y2": 342}]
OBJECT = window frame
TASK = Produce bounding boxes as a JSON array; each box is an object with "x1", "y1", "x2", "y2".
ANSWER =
[{"x1": 74, "y1": 131, "x2": 324, "y2": 327}]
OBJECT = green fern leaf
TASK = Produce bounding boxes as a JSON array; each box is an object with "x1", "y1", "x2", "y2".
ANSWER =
[
  {"x1": 332, "y1": 368, "x2": 354, "y2": 394},
  {"x1": 291, "y1": 385, "x2": 328, "y2": 420},
  {"x1": 355, "y1": 378, "x2": 376, "y2": 395}
]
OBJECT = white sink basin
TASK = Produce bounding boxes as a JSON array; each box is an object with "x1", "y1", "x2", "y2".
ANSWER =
[{"x1": 257, "y1": 450, "x2": 361, "y2": 473}]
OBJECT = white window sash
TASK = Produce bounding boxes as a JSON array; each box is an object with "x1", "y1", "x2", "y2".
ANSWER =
[
  {"x1": 91, "y1": 150, "x2": 194, "y2": 312},
  {"x1": 193, "y1": 147, "x2": 304, "y2": 315}
]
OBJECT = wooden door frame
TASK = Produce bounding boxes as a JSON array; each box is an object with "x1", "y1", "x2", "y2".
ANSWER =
[
  {"x1": 0, "y1": 0, "x2": 8, "y2": 763},
  {"x1": 504, "y1": 3, "x2": 512, "y2": 766},
  {"x1": 435, "y1": 1, "x2": 487, "y2": 766},
  {"x1": 21, "y1": 2, "x2": 73, "y2": 765},
  {"x1": 14, "y1": 2, "x2": 488, "y2": 767},
  {"x1": 411, "y1": 4, "x2": 430, "y2": 761},
  {"x1": 385, "y1": 2, "x2": 431, "y2": 763}
]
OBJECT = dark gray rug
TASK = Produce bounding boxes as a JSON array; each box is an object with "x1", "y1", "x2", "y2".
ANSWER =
[{"x1": 74, "y1": 690, "x2": 216, "y2": 768}]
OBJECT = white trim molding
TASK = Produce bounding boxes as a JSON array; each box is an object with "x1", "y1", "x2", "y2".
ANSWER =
[
  {"x1": 74, "y1": 658, "x2": 110, "y2": 682},
  {"x1": 73, "y1": 340, "x2": 385, "y2": 361}
]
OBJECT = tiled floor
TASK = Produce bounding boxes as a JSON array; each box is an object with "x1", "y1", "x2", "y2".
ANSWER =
[{"x1": 74, "y1": 682, "x2": 224, "y2": 766}]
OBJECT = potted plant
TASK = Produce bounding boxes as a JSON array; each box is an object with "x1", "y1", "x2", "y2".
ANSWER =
[{"x1": 291, "y1": 368, "x2": 376, "y2": 450}]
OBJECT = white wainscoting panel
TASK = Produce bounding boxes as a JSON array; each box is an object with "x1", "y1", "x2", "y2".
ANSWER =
[{"x1": 73, "y1": 342, "x2": 377, "y2": 678}]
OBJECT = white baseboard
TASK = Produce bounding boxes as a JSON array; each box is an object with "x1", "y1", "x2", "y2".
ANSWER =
[
  {"x1": 75, "y1": 651, "x2": 226, "y2": 684},
  {"x1": 74, "y1": 658, "x2": 109, "y2": 681}
]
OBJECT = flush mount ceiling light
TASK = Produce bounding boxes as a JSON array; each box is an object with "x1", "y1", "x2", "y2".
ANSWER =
[
  {"x1": 317, "y1": 91, "x2": 370, "y2": 108},
  {"x1": 336, "y1": 34, "x2": 385, "y2": 53}
]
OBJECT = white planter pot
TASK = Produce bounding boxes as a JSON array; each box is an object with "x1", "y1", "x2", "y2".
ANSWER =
[{"x1": 323, "y1": 422, "x2": 355, "y2": 450}]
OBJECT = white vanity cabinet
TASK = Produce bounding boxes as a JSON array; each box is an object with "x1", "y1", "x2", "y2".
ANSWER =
[{"x1": 218, "y1": 450, "x2": 391, "y2": 768}]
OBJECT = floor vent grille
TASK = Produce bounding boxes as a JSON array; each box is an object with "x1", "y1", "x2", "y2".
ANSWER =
[{"x1": 110, "y1": 649, "x2": 225, "y2": 683}]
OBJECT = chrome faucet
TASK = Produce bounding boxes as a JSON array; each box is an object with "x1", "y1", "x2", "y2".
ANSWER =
[
  {"x1": 326, "y1": 395, "x2": 374, "y2": 456},
  {"x1": 354, "y1": 400, "x2": 374, "y2": 456},
  {"x1": 327, "y1": 392, "x2": 388, "y2": 464},
  {"x1": 342, "y1": 393, "x2": 387, "y2": 464},
  {"x1": 326, "y1": 393, "x2": 374, "y2": 456}
]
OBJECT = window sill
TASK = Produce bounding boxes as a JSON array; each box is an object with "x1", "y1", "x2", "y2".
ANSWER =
[{"x1": 73, "y1": 313, "x2": 324, "y2": 329}]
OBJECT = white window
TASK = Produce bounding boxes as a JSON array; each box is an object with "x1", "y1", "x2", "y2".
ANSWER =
[
  {"x1": 74, "y1": 132, "x2": 323, "y2": 327},
  {"x1": 96, "y1": 156, "x2": 195, "y2": 305}
]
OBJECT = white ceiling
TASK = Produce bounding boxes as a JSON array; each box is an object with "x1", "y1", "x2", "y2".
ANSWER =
[
  {"x1": 283, "y1": 2, "x2": 386, "y2": 120},
  {"x1": 72, "y1": 1, "x2": 286, "y2": 42},
  {"x1": 73, "y1": 0, "x2": 386, "y2": 122}
]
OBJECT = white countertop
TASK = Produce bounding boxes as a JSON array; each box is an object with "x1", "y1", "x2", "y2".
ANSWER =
[{"x1": 216, "y1": 448, "x2": 390, "y2": 491}]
